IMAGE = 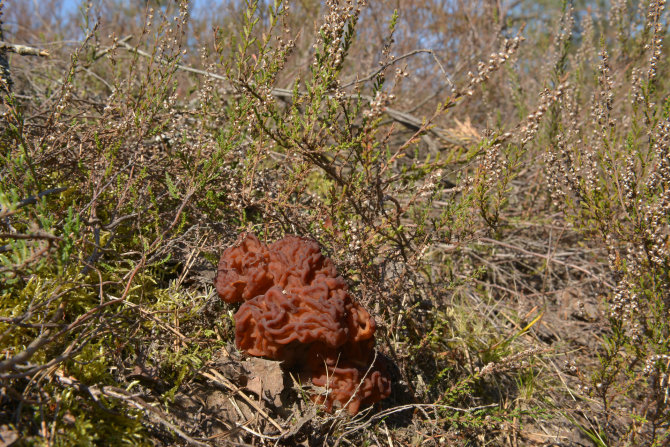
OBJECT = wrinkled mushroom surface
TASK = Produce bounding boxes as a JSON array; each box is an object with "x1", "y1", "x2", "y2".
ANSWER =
[{"x1": 216, "y1": 233, "x2": 391, "y2": 414}]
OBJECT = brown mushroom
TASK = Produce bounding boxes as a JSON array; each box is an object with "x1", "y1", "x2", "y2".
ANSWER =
[{"x1": 215, "y1": 233, "x2": 391, "y2": 414}]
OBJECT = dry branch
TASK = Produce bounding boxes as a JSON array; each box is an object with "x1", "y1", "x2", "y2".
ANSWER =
[{"x1": 0, "y1": 41, "x2": 49, "y2": 57}]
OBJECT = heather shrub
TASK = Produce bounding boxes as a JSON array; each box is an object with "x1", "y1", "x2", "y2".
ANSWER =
[{"x1": 0, "y1": 0, "x2": 668, "y2": 445}]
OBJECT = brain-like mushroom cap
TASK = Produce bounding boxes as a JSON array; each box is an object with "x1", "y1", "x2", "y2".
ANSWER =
[
  {"x1": 234, "y1": 286, "x2": 351, "y2": 360},
  {"x1": 216, "y1": 233, "x2": 391, "y2": 414},
  {"x1": 307, "y1": 356, "x2": 392, "y2": 415},
  {"x1": 215, "y1": 233, "x2": 273, "y2": 303}
]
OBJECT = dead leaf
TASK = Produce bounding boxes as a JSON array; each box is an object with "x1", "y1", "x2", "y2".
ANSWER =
[
  {"x1": 0, "y1": 425, "x2": 18, "y2": 447},
  {"x1": 243, "y1": 357, "x2": 285, "y2": 407}
]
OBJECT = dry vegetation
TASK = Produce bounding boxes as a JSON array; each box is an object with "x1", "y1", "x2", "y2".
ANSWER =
[{"x1": 0, "y1": 0, "x2": 669, "y2": 445}]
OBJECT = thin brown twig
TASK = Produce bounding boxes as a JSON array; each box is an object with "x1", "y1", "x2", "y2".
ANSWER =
[
  {"x1": 0, "y1": 232, "x2": 62, "y2": 241},
  {"x1": 0, "y1": 187, "x2": 67, "y2": 219}
]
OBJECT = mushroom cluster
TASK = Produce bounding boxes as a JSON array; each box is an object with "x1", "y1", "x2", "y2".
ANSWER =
[{"x1": 215, "y1": 233, "x2": 391, "y2": 414}]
